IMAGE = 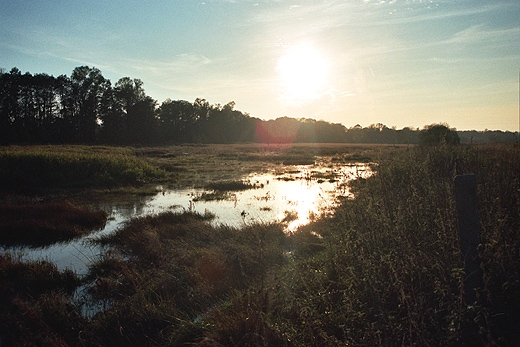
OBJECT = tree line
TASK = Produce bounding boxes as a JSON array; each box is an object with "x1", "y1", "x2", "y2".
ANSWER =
[{"x1": 1, "y1": 66, "x2": 517, "y2": 145}]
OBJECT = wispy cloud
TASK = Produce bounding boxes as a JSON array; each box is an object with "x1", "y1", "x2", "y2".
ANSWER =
[
  {"x1": 107, "y1": 53, "x2": 212, "y2": 76},
  {"x1": 427, "y1": 54, "x2": 519, "y2": 64},
  {"x1": 249, "y1": 0, "x2": 519, "y2": 34},
  {"x1": 441, "y1": 25, "x2": 520, "y2": 45}
]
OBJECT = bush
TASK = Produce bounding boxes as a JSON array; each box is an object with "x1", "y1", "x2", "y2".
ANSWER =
[{"x1": 419, "y1": 124, "x2": 460, "y2": 146}]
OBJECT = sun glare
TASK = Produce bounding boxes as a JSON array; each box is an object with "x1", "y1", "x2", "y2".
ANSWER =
[
  {"x1": 276, "y1": 178, "x2": 325, "y2": 232},
  {"x1": 277, "y1": 43, "x2": 330, "y2": 104}
]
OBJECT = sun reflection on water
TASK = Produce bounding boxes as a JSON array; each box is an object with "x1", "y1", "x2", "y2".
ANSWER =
[
  {"x1": 4, "y1": 163, "x2": 373, "y2": 273},
  {"x1": 277, "y1": 181, "x2": 326, "y2": 232}
]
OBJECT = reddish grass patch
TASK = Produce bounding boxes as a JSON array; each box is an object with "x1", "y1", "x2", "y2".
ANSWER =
[{"x1": 0, "y1": 202, "x2": 107, "y2": 247}]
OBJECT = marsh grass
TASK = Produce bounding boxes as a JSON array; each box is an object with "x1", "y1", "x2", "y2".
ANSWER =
[
  {"x1": 0, "y1": 202, "x2": 107, "y2": 246},
  {"x1": 134, "y1": 143, "x2": 392, "y2": 186},
  {"x1": 0, "y1": 255, "x2": 86, "y2": 346},
  {"x1": 192, "y1": 191, "x2": 234, "y2": 202},
  {"x1": 267, "y1": 143, "x2": 519, "y2": 346},
  {"x1": 191, "y1": 180, "x2": 261, "y2": 202},
  {"x1": 206, "y1": 180, "x2": 258, "y2": 191},
  {"x1": 84, "y1": 211, "x2": 287, "y2": 346},
  {"x1": 2, "y1": 143, "x2": 518, "y2": 346},
  {"x1": 0, "y1": 145, "x2": 167, "y2": 191}
]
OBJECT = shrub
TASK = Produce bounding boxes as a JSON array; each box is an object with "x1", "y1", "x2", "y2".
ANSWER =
[{"x1": 419, "y1": 124, "x2": 460, "y2": 146}]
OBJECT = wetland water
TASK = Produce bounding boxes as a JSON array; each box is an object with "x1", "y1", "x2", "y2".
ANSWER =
[{"x1": 4, "y1": 163, "x2": 371, "y2": 275}]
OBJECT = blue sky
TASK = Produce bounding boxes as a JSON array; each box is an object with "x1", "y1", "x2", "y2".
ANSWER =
[{"x1": 1, "y1": 0, "x2": 518, "y2": 131}]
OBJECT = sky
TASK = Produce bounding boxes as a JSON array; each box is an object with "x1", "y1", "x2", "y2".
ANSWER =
[{"x1": 1, "y1": 0, "x2": 519, "y2": 131}]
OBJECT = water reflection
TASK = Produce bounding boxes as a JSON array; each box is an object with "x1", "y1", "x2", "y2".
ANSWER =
[{"x1": 2, "y1": 163, "x2": 371, "y2": 274}]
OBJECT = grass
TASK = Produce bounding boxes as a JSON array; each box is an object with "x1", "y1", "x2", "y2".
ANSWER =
[
  {"x1": 0, "y1": 254, "x2": 86, "y2": 346},
  {"x1": 0, "y1": 143, "x2": 394, "y2": 193},
  {"x1": 0, "y1": 145, "x2": 168, "y2": 192},
  {"x1": 0, "y1": 143, "x2": 518, "y2": 346},
  {"x1": 206, "y1": 180, "x2": 258, "y2": 191},
  {"x1": 191, "y1": 180, "x2": 260, "y2": 202},
  {"x1": 85, "y1": 211, "x2": 287, "y2": 346},
  {"x1": 134, "y1": 143, "x2": 394, "y2": 187},
  {"x1": 271, "y1": 143, "x2": 519, "y2": 346},
  {"x1": 192, "y1": 191, "x2": 234, "y2": 202},
  {"x1": 0, "y1": 202, "x2": 107, "y2": 246}
]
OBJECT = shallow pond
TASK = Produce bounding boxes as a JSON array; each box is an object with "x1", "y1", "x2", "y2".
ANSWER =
[{"x1": 4, "y1": 163, "x2": 371, "y2": 275}]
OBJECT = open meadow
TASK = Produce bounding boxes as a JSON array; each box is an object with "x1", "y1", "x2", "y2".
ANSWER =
[{"x1": 0, "y1": 143, "x2": 518, "y2": 346}]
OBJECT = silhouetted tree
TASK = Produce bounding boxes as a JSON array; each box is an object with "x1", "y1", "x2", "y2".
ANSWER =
[
  {"x1": 192, "y1": 98, "x2": 213, "y2": 143},
  {"x1": 157, "y1": 99, "x2": 197, "y2": 143},
  {"x1": 202, "y1": 101, "x2": 251, "y2": 143},
  {"x1": 396, "y1": 127, "x2": 419, "y2": 144},
  {"x1": 345, "y1": 124, "x2": 364, "y2": 143},
  {"x1": 99, "y1": 80, "x2": 125, "y2": 144},
  {"x1": 53, "y1": 66, "x2": 107, "y2": 143},
  {"x1": 5, "y1": 65, "x2": 517, "y2": 146},
  {"x1": 419, "y1": 124, "x2": 460, "y2": 146},
  {"x1": 0, "y1": 68, "x2": 22, "y2": 143},
  {"x1": 128, "y1": 96, "x2": 157, "y2": 144},
  {"x1": 114, "y1": 77, "x2": 157, "y2": 144}
]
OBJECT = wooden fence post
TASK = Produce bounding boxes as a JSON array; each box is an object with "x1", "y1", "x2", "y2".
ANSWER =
[{"x1": 454, "y1": 174, "x2": 484, "y2": 305}]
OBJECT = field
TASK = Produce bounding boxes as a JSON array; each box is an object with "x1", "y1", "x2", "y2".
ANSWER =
[{"x1": 0, "y1": 143, "x2": 519, "y2": 346}]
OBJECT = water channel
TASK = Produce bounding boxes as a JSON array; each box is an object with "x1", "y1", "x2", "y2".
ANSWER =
[{"x1": 3, "y1": 163, "x2": 371, "y2": 276}]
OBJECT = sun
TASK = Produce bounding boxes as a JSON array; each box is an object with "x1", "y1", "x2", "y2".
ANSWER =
[{"x1": 277, "y1": 43, "x2": 330, "y2": 104}]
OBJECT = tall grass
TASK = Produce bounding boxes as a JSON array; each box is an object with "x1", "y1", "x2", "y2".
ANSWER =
[
  {"x1": 86, "y1": 211, "x2": 287, "y2": 346},
  {"x1": 270, "y1": 144, "x2": 519, "y2": 346},
  {"x1": 0, "y1": 255, "x2": 86, "y2": 346},
  {"x1": 0, "y1": 145, "x2": 167, "y2": 190},
  {"x1": 81, "y1": 144, "x2": 518, "y2": 346},
  {"x1": 1, "y1": 143, "x2": 517, "y2": 346}
]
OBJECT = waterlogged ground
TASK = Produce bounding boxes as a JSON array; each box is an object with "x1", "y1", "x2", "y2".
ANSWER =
[{"x1": 4, "y1": 163, "x2": 371, "y2": 274}]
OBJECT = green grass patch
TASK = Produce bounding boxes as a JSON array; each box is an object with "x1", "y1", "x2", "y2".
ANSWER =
[{"x1": 0, "y1": 145, "x2": 168, "y2": 191}]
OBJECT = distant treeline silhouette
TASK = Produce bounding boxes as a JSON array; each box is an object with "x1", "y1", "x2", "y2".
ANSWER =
[{"x1": 1, "y1": 66, "x2": 517, "y2": 145}]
